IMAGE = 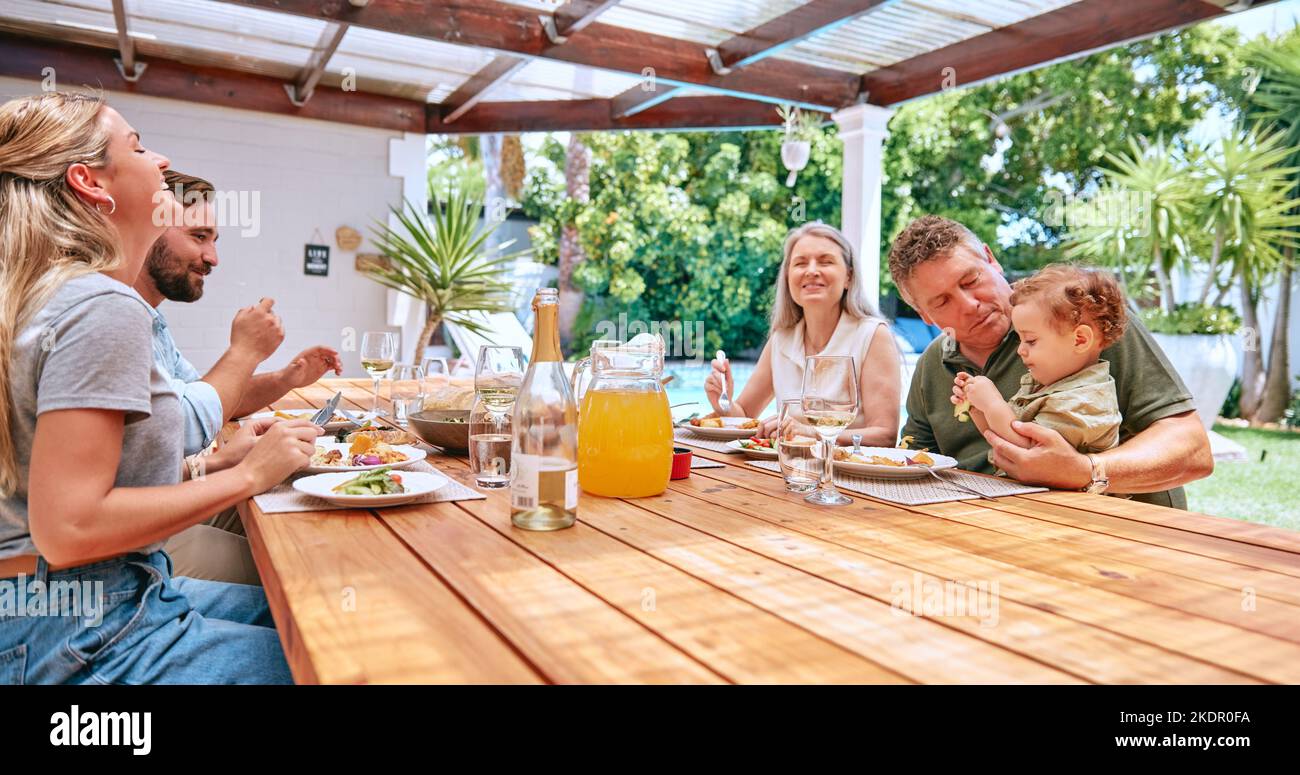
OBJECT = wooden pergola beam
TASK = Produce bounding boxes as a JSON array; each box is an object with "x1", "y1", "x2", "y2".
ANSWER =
[
  {"x1": 208, "y1": 0, "x2": 863, "y2": 111},
  {"x1": 0, "y1": 33, "x2": 786, "y2": 135},
  {"x1": 427, "y1": 95, "x2": 785, "y2": 135},
  {"x1": 0, "y1": 33, "x2": 426, "y2": 133},
  {"x1": 612, "y1": 0, "x2": 888, "y2": 118},
  {"x1": 440, "y1": 55, "x2": 529, "y2": 123},
  {"x1": 109, "y1": 0, "x2": 145, "y2": 82},
  {"x1": 861, "y1": 0, "x2": 1232, "y2": 105},
  {"x1": 287, "y1": 21, "x2": 349, "y2": 106},
  {"x1": 441, "y1": 0, "x2": 621, "y2": 124}
]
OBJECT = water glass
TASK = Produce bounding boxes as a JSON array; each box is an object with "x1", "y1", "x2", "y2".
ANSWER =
[
  {"x1": 469, "y1": 397, "x2": 512, "y2": 489},
  {"x1": 777, "y1": 399, "x2": 820, "y2": 493}
]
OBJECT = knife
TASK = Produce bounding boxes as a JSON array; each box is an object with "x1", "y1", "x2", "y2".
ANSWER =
[{"x1": 310, "y1": 391, "x2": 343, "y2": 427}]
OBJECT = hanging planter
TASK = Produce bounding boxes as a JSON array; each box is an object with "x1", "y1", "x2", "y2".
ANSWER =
[{"x1": 777, "y1": 104, "x2": 820, "y2": 187}]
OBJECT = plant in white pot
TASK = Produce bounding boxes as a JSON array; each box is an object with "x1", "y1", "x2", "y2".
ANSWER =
[
  {"x1": 1142, "y1": 304, "x2": 1242, "y2": 430},
  {"x1": 776, "y1": 104, "x2": 821, "y2": 187}
]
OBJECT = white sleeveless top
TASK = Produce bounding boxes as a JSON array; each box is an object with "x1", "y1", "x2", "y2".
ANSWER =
[{"x1": 769, "y1": 312, "x2": 885, "y2": 406}]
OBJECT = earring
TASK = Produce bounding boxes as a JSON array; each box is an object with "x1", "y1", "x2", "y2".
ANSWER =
[{"x1": 96, "y1": 195, "x2": 116, "y2": 215}]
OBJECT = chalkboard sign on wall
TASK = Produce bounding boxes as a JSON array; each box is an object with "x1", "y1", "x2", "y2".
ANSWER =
[{"x1": 304, "y1": 243, "x2": 330, "y2": 276}]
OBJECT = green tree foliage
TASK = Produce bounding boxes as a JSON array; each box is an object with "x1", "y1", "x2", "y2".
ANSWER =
[{"x1": 518, "y1": 23, "x2": 1246, "y2": 354}]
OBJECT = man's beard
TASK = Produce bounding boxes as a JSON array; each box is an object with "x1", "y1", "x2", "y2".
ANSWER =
[{"x1": 145, "y1": 239, "x2": 205, "y2": 303}]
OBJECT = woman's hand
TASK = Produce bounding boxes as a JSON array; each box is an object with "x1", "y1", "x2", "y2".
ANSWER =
[
  {"x1": 704, "y1": 354, "x2": 737, "y2": 415},
  {"x1": 235, "y1": 419, "x2": 322, "y2": 493},
  {"x1": 207, "y1": 416, "x2": 277, "y2": 472}
]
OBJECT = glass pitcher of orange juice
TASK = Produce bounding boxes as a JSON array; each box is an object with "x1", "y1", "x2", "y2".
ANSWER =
[{"x1": 573, "y1": 337, "x2": 673, "y2": 498}]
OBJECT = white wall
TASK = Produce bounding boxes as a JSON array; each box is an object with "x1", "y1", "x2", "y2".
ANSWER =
[{"x1": 0, "y1": 76, "x2": 417, "y2": 379}]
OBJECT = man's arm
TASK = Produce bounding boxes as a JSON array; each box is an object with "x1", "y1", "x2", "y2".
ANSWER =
[
  {"x1": 201, "y1": 299, "x2": 286, "y2": 424},
  {"x1": 232, "y1": 346, "x2": 344, "y2": 417},
  {"x1": 985, "y1": 410, "x2": 1213, "y2": 493}
]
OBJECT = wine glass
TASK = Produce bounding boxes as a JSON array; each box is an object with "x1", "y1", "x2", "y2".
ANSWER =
[
  {"x1": 389, "y1": 363, "x2": 426, "y2": 427},
  {"x1": 800, "y1": 355, "x2": 859, "y2": 506},
  {"x1": 360, "y1": 331, "x2": 398, "y2": 416},
  {"x1": 474, "y1": 345, "x2": 526, "y2": 428}
]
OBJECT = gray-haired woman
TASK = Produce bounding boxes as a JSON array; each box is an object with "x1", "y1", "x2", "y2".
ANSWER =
[{"x1": 704, "y1": 222, "x2": 900, "y2": 446}]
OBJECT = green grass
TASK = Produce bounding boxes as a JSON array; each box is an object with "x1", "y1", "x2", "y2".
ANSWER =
[{"x1": 1184, "y1": 425, "x2": 1300, "y2": 531}]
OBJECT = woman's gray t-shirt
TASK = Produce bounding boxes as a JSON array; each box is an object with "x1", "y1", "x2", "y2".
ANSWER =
[{"x1": 1, "y1": 272, "x2": 183, "y2": 560}]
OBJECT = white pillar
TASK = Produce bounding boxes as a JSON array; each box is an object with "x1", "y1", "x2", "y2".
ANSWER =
[
  {"x1": 386, "y1": 131, "x2": 429, "y2": 365},
  {"x1": 832, "y1": 103, "x2": 893, "y2": 312}
]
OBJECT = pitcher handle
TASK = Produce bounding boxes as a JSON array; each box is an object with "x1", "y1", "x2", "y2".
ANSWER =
[{"x1": 570, "y1": 357, "x2": 592, "y2": 402}]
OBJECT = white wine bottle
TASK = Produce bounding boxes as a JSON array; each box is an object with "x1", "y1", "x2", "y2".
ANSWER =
[{"x1": 510, "y1": 288, "x2": 579, "y2": 530}]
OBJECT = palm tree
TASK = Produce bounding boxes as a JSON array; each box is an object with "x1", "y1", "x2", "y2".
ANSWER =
[
  {"x1": 558, "y1": 133, "x2": 591, "y2": 348},
  {"x1": 1064, "y1": 181, "x2": 1146, "y2": 295},
  {"x1": 1099, "y1": 135, "x2": 1198, "y2": 314},
  {"x1": 365, "y1": 187, "x2": 525, "y2": 359},
  {"x1": 1239, "y1": 28, "x2": 1300, "y2": 423}
]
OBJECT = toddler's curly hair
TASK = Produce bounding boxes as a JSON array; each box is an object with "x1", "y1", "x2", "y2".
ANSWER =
[{"x1": 1010, "y1": 264, "x2": 1127, "y2": 348}]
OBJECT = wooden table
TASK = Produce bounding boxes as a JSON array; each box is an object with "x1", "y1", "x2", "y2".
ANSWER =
[{"x1": 229, "y1": 378, "x2": 1300, "y2": 684}]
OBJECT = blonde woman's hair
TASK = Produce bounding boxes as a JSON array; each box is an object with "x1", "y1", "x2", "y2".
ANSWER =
[
  {"x1": 0, "y1": 92, "x2": 119, "y2": 495},
  {"x1": 770, "y1": 222, "x2": 879, "y2": 332}
]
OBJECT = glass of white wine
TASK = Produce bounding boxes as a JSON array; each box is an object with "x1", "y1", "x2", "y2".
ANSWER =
[
  {"x1": 475, "y1": 344, "x2": 526, "y2": 429},
  {"x1": 800, "y1": 355, "x2": 859, "y2": 506},
  {"x1": 360, "y1": 331, "x2": 398, "y2": 416}
]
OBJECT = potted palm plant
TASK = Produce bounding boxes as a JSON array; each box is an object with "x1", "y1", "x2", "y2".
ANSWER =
[{"x1": 365, "y1": 186, "x2": 527, "y2": 360}]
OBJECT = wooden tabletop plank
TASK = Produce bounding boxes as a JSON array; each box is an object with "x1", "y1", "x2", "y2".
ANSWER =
[
  {"x1": 380, "y1": 501, "x2": 728, "y2": 684},
  {"x1": 1022, "y1": 490, "x2": 1300, "y2": 555},
  {"x1": 645, "y1": 482, "x2": 1262, "y2": 683},
  {"x1": 428, "y1": 460, "x2": 911, "y2": 684},
  {"x1": 666, "y1": 469, "x2": 1300, "y2": 683},
  {"x1": 237, "y1": 498, "x2": 544, "y2": 684},
  {"x1": 571, "y1": 495, "x2": 1084, "y2": 683},
  {"x1": 993, "y1": 495, "x2": 1300, "y2": 579},
  {"x1": 690, "y1": 461, "x2": 1300, "y2": 644}
]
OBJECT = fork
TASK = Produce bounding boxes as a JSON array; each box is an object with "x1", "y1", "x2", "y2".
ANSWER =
[
  {"x1": 917, "y1": 465, "x2": 998, "y2": 501},
  {"x1": 715, "y1": 349, "x2": 732, "y2": 412}
]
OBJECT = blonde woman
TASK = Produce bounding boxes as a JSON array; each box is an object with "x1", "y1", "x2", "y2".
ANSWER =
[
  {"x1": 0, "y1": 93, "x2": 319, "y2": 684},
  {"x1": 704, "y1": 222, "x2": 900, "y2": 446}
]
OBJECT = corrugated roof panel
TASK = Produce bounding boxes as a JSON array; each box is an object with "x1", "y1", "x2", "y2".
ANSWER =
[
  {"x1": 499, "y1": 0, "x2": 808, "y2": 47},
  {"x1": 779, "y1": 0, "x2": 1080, "y2": 72},
  {"x1": 490, "y1": 58, "x2": 644, "y2": 102}
]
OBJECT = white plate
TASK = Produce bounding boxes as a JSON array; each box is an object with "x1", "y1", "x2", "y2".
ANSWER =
[
  {"x1": 682, "y1": 418, "x2": 761, "y2": 440},
  {"x1": 725, "y1": 439, "x2": 778, "y2": 459},
  {"x1": 242, "y1": 408, "x2": 378, "y2": 433},
  {"x1": 304, "y1": 443, "x2": 426, "y2": 474},
  {"x1": 832, "y1": 447, "x2": 959, "y2": 479},
  {"x1": 292, "y1": 470, "x2": 448, "y2": 508}
]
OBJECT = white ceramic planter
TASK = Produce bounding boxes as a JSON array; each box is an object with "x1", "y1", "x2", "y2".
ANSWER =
[
  {"x1": 781, "y1": 140, "x2": 810, "y2": 186},
  {"x1": 1150, "y1": 332, "x2": 1240, "y2": 430}
]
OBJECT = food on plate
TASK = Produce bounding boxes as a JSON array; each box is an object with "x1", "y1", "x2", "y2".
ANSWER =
[
  {"x1": 896, "y1": 435, "x2": 930, "y2": 453},
  {"x1": 343, "y1": 428, "x2": 419, "y2": 446},
  {"x1": 311, "y1": 435, "x2": 410, "y2": 468},
  {"x1": 689, "y1": 417, "x2": 758, "y2": 429},
  {"x1": 833, "y1": 448, "x2": 936, "y2": 467},
  {"x1": 738, "y1": 437, "x2": 775, "y2": 450},
  {"x1": 331, "y1": 467, "x2": 406, "y2": 495}
]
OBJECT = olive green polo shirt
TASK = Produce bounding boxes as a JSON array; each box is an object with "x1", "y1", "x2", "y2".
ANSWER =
[{"x1": 901, "y1": 318, "x2": 1196, "y2": 509}]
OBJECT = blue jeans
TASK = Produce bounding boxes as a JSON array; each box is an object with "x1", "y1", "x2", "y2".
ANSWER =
[{"x1": 0, "y1": 551, "x2": 292, "y2": 684}]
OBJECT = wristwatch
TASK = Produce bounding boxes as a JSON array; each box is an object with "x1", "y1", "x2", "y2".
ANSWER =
[{"x1": 1084, "y1": 454, "x2": 1109, "y2": 495}]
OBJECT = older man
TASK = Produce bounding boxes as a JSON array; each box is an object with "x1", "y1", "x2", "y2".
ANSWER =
[{"x1": 889, "y1": 215, "x2": 1212, "y2": 508}]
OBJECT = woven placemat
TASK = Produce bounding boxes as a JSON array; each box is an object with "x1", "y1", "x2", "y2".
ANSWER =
[
  {"x1": 689, "y1": 456, "x2": 726, "y2": 469},
  {"x1": 744, "y1": 460, "x2": 1047, "y2": 506},
  {"x1": 253, "y1": 459, "x2": 486, "y2": 514},
  {"x1": 673, "y1": 427, "x2": 747, "y2": 454}
]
